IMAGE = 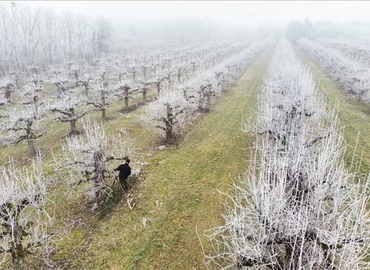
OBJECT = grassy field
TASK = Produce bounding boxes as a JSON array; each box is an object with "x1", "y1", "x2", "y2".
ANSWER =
[
  {"x1": 296, "y1": 47, "x2": 370, "y2": 178},
  {"x1": 3, "y1": 44, "x2": 370, "y2": 269},
  {"x1": 4, "y1": 44, "x2": 370, "y2": 269},
  {"x1": 44, "y1": 51, "x2": 272, "y2": 270}
]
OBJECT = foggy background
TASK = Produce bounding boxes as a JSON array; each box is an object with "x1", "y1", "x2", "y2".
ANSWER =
[
  {"x1": 28, "y1": 1, "x2": 370, "y2": 24},
  {"x1": 18, "y1": 1, "x2": 370, "y2": 42},
  {"x1": 1, "y1": 1, "x2": 370, "y2": 76}
]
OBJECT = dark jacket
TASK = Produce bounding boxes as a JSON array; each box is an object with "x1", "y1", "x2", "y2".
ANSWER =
[{"x1": 115, "y1": 163, "x2": 131, "y2": 180}]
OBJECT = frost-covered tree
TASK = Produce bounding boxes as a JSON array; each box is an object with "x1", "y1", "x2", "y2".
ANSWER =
[
  {"x1": 22, "y1": 76, "x2": 44, "y2": 114},
  {"x1": 298, "y1": 38, "x2": 370, "y2": 103},
  {"x1": 0, "y1": 159, "x2": 52, "y2": 265},
  {"x1": 139, "y1": 81, "x2": 152, "y2": 102},
  {"x1": 52, "y1": 76, "x2": 70, "y2": 98},
  {"x1": 76, "y1": 73, "x2": 94, "y2": 97},
  {"x1": 140, "y1": 90, "x2": 195, "y2": 141},
  {"x1": 0, "y1": 79, "x2": 15, "y2": 104},
  {"x1": 206, "y1": 42, "x2": 370, "y2": 270},
  {"x1": 113, "y1": 68, "x2": 127, "y2": 84},
  {"x1": 115, "y1": 82, "x2": 139, "y2": 111},
  {"x1": 57, "y1": 119, "x2": 135, "y2": 202},
  {"x1": 87, "y1": 84, "x2": 114, "y2": 119},
  {"x1": 50, "y1": 93, "x2": 89, "y2": 135},
  {"x1": 0, "y1": 104, "x2": 45, "y2": 156}
]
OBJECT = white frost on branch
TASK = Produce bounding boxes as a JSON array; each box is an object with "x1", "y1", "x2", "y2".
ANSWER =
[
  {"x1": 206, "y1": 41, "x2": 370, "y2": 269},
  {"x1": 0, "y1": 158, "x2": 53, "y2": 264},
  {"x1": 56, "y1": 119, "x2": 135, "y2": 202},
  {"x1": 140, "y1": 89, "x2": 196, "y2": 140}
]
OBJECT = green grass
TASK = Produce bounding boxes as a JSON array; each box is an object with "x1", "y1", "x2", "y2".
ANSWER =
[
  {"x1": 6, "y1": 45, "x2": 370, "y2": 269},
  {"x1": 296, "y1": 47, "x2": 370, "y2": 177},
  {"x1": 46, "y1": 51, "x2": 272, "y2": 269}
]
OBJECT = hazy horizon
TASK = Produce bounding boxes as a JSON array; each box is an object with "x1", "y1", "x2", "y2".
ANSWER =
[{"x1": 17, "y1": 1, "x2": 370, "y2": 27}]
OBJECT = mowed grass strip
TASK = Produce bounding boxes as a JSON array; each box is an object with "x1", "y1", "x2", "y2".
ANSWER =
[
  {"x1": 296, "y1": 47, "x2": 370, "y2": 176},
  {"x1": 56, "y1": 51, "x2": 272, "y2": 270}
]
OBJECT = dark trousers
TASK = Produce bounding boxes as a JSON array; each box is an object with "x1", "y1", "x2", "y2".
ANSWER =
[{"x1": 119, "y1": 177, "x2": 128, "y2": 192}]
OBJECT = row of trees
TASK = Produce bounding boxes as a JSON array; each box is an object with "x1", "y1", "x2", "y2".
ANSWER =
[
  {"x1": 298, "y1": 38, "x2": 370, "y2": 103},
  {"x1": 315, "y1": 37, "x2": 370, "y2": 65},
  {"x1": 0, "y1": 117, "x2": 136, "y2": 266},
  {"x1": 207, "y1": 41, "x2": 370, "y2": 269},
  {"x1": 140, "y1": 39, "x2": 271, "y2": 140},
  {"x1": 0, "y1": 40, "x2": 259, "y2": 157},
  {"x1": 0, "y1": 37, "x2": 270, "y2": 266}
]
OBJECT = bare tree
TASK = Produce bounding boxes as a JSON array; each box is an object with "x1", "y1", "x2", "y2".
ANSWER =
[
  {"x1": 114, "y1": 82, "x2": 139, "y2": 111},
  {"x1": 139, "y1": 81, "x2": 152, "y2": 102},
  {"x1": 0, "y1": 103, "x2": 45, "y2": 156},
  {"x1": 0, "y1": 79, "x2": 15, "y2": 104},
  {"x1": 87, "y1": 83, "x2": 115, "y2": 120},
  {"x1": 57, "y1": 119, "x2": 135, "y2": 203},
  {"x1": 52, "y1": 76, "x2": 70, "y2": 98},
  {"x1": 0, "y1": 158, "x2": 53, "y2": 266},
  {"x1": 76, "y1": 73, "x2": 94, "y2": 97},
  {"x1": 140, "y1": 90, "x2": 195, "y2": 141},
  {"x1": 50, "y1": 93, "x2": 89, "y2": 135}
]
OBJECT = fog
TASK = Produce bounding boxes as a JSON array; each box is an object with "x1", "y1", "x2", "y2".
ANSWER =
[{"x1": 26, "y1": 1, "x2": 370, "y2": 25}]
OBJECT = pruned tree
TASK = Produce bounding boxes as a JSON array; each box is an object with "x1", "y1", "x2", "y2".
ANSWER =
[
  {"x1": 140, "y1": 90, "x2": 195, "y2": 141},
  {"x1": 193, "y1": 80, "x2": 215, "y2": 113},
  {"x1": 96, "y1": 69, "x2": 109, "y2": 89},
  {"x1": 87, "y1": 83, "x2": 114, "y2": 119},
  {"x1": 9, "y1": 71, "x2": 24, "y2": 90},
  {"x1": 52, "y1": 76, "x2": 70, "y2": 98},
  {"x1": 141, "y1": 65, "x2": 151, "y2": 82},
  {"x1": 22, "y1": 76, "x2": 44, "y2": 115},
  {"x1": 0, "y1": 158, "x2": 53, "y2": 266},
  {"x1": 0, "y1": 104, "x2": 45, "y2": 156},
  {"x1": 50, "y1": 93, "x2": 89, "y2": 135},
  {"x1": 113, "y1": 68, "x2": 127, "y2": 84},
  {"x1": 139, "y1": 81, "x2": 152, "y2": 102},
  {"x1": 0, "y1": 79, "x2": 15, "y2": 104},
  {"x1": 57, "y1": 119, "x2": 135, "y2": 203},
  {"x1": 76, "y1": 73, "x2": 94, "y2": 97},
  {"x1": 114, "y1": 82, "x2": 139, "y2": 111},
  {"x1": 68, "y1": 66, "x2": 80, "y2": 87},
  {"x1": 128, "y1": 66, "x2": 138, "y2": 82},
  {"x1": 153, "y1": 76, "x2": 166, "y2": 95}
]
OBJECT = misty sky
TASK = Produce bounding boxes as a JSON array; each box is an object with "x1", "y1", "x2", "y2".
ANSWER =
[{"x1": 22, "y1": 1, "x2": 370, "y2": 26}]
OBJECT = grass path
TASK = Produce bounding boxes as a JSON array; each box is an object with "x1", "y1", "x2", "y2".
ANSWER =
[
  {"x1": 55, "y1": 51, "x2": 272, "y2": 269},
  {"x1": 296, "y1": 47, "x2": 370, "y2": 177}
]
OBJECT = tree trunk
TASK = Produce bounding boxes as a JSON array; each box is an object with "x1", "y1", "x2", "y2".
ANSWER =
[
  {"x1": 70, "y1": 119, "x2": 77, "y2": 134},
  {"x1": 5, "y1": 86, "x2": 11, "y2": 104},
  {"x1": 27, "y1": 139, "x2": 36, "y2": 157},
  {"x1": 84, "y1": 85, "x2": 89, "y2": 97},
  {"x1": 165, "y1": 104, "x2": 174, "y2": 140},
  {"x1": 142, "y1": 91, "x2": 147, "y2": 102},
  {"x1": 93, "y1": 151, "x2": 105, "y2": 202},
  {"x1": 157, "y1": 82, "x2": 161, "y2": 95},
  {"x1": 124, "y1": 97, "x2": 129, "y2": 110},
  {"x1": 165, "y1": 122, "x2": 173, "y2": 140},
  {"x1": 102, "y1": 108, "x2": 106, "y2": 119},
  {"x1": 206, "y1": 95, "x2": 211, "y2": 110}
]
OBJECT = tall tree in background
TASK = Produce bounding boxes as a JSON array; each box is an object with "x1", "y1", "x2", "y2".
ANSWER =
[{"x1": 92, "y1": 16, "x2": 111, "y2": 58}]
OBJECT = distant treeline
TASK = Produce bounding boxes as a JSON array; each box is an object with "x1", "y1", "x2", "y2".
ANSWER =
[
  {"x1": 0, "y1": 2, "x2": 111, "y2": 76},
  {"x1": 287, "y1": 19, "x2": 370, "y2": 43}
]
